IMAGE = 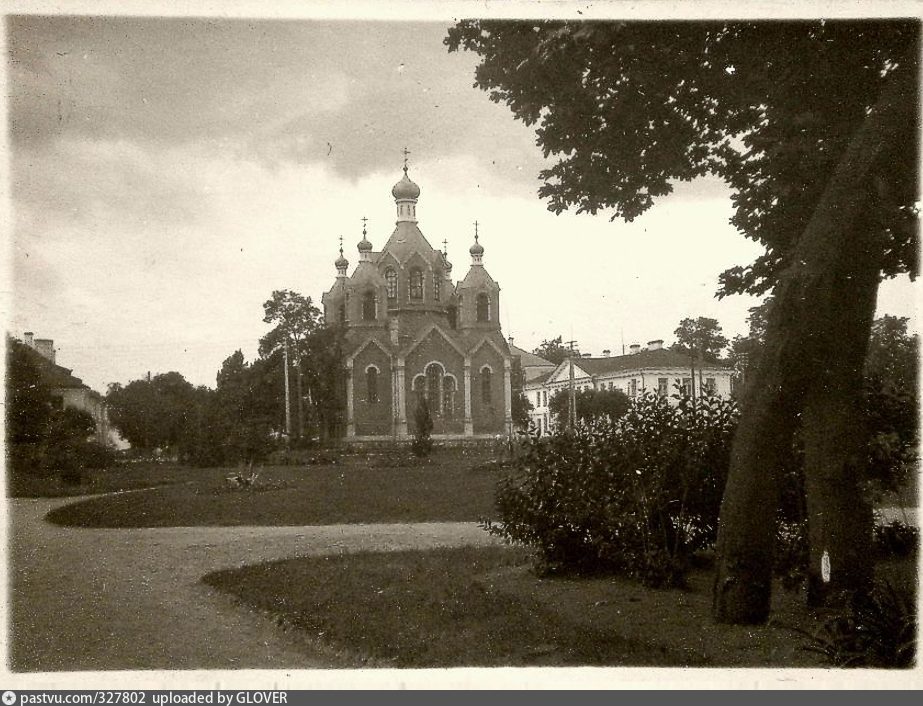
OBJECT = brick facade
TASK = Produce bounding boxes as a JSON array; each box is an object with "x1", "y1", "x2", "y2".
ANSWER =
[{"x1": 323, "y1": 168, "x2": 512, "y2": 440}]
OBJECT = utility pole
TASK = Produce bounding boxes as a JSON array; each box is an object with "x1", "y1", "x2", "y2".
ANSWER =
[
  {"x1": 283, "y1": 338, "x2": 292, "y2": 440},
  {"x1": 568, "y1": 356, "x2": 576, "y2": 430}
]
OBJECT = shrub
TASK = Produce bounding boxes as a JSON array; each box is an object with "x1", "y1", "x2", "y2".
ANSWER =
[
  {"x1": 488, "y1": 392, "x2": 738, "y2": 587},
  {"x1": 874, "y1": 520, "x2": 919, "y2": 559},
  {"x1": 411, "y1": 398, "x2": 434, "y2": 458},
  {"x1": 774, "y1": 519, "x2": 810, "y2": 591},
  {"x1": 801, "y1": 580, "x2": 916, "y2": 667}
]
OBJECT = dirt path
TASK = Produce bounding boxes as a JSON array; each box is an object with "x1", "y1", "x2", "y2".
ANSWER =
[{"x1": 8, "y1": 496, "x2": 502, "y2": 672}]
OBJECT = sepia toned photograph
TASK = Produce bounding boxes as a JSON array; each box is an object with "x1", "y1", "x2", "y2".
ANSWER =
[{"x1": 3, "y1": 1, "x2": 919, "y2": 687}]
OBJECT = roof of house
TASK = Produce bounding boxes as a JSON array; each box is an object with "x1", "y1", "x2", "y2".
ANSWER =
[
  {"x1": 19, "y1": 341, "x2": 87, "y2": 389},
  {"x1": 526, "y1": 370, "x2": 555, "y2": 386},
  {"x1": 577, "y1": 348, "x2": 731, "y2": 375},
  {"x1": 510, "y1": 344, "x2": 555, "y2": 369}
]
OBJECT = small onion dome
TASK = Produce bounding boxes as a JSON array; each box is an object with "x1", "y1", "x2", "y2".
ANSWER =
[
  {"x1": 443, "y1": 254, "x2": 453, "y2": 272},
  {"x1": 335, "y1": 251, "x2": 349, "y2": 269},
  {"x1": 357, "y1": 235, "x2": 373, "y2": 253},
  {"x1": 391, "y1": 172, "x2": 421, "y2": 200},
  {"x1": 469, "y1": 235, "x2": 484, "y2": 257}
]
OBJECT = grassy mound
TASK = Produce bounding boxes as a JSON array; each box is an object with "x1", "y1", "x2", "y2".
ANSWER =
[{"x1": 202, "y1": 545, "x2": 845, "y2": 668}]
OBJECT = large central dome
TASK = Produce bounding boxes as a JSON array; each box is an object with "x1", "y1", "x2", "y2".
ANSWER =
[{"x1": 391, "y1": 171, "x2": 421, "y2": 200}]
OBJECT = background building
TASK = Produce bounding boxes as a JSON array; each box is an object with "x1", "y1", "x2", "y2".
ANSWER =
[
  {"x1": 18, "y1": 331, "x2": 112, "y2": 446},
  {"x1": 525, "y1": 340, "x2": 734, "y2": 435}
]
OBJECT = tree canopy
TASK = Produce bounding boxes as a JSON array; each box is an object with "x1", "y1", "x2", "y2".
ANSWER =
[
  {"x1": 549, "y1": 387, "x2": 631, "y2": 427},
  {"x1": 445, "y1": 20, "x2": 918, "y2": 296},
  {"x1": 447, "y1": 18, "x2": 919, "y2": 622},
  {"x1": 259, "y1": 289, "x2": 323, "y2": 357},
  {"x1": 532, "y1": 335, "x2": 573, "y2": 365},
  {"x1": 106, "y1": 372, "x2": 196, "y2": 451},
  {"x1": 672, "y1": 316, "x2": 729, "y2": 361}
]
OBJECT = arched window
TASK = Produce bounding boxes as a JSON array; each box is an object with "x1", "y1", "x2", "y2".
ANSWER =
[
  {"x1": 481, "y1": 366, "x2": 492, "y2": 404},
  {"x1": 385, "y1": 268, "x2": 397, "y2": 301},
  {"x1": 447, "y1": 305, "x2": 457, "y2": 329},
  {"x1": 362, "y1": 291, "x2": 376, "y2": 321},
  {"x1": 338, "y1": 302, "x2": 346, "y2": 323},
  {"x1": 425, "y1": 363, "x2": 442, "y2": 415},
  {"x1": 443, "y1": 376, "x2": 456, "y2": 419},
  {"x1": 409, "y1": 268, "x2": 424, "y2": 300},
  {"x1": 476, "y1": 293, "x2": 490, "y2": 322},
  {"x1": 433, "y1": 273, "x2": 441, "y2": 302},
  {"x1": 366, "y1": 366, "x2": 379, "y2": 403}
]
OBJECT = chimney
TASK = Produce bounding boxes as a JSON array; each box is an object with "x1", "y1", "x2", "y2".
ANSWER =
[
  {"x1": 602, "y1": 349, "x2": 611, "y2": 358},
  {"x1": 24, "y1": 331, "x2": 34, "y2": 347},
  {"x1": 34, "y1": 338, "x2": 55, "y2": 363},
  {"x1": 647, "y1": 339, "x2": 664, "y2": 351},
  {"x1": 629, "y1": 343, "x2": 641, "y2": 355},
  {"x1": 508, "y1": 336, "x2": 515, "y2": 349}
]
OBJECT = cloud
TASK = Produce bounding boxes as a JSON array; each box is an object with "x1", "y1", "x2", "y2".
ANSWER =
[{"x1": 8, "y1": 17, "x2": 546, "y2": 189}]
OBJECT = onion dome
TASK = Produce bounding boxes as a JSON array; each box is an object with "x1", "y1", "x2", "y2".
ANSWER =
[
  {"x1": 469, "y1": 234, "x2": 484, "y2": 257},
  {"x1": 391, "y1": 170, "x2": 421, "y2": 201},
  {"x1": 357, "y1": 216, "x2": 373, "y2": 255},
  {"x1": 335, "y1": 249, "x2": 349, "y2": 270}
]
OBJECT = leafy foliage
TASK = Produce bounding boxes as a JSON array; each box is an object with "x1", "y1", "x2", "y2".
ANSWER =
[
  {"x1": 548, "y1": 387, "x2": 630, "y2": 428},
  {"x1": 6, "y1": 336, "x2": 113, "y2": 483},
  {"x1": 445, "y1": 20, "x2": 918, "y2": 296},
  {"x1": 672, "y1": 317, "x2": 729, "y2": 361},
  {"x1": 489, "y1": 392, "x2": 738, "y2": 587},
  {"x1": 261, "y1": 289, "x2": 346, "y2": 440},
  {"x1": 873, "y1": 521, "x2": 919, "y2": 559},
  {"x1": 532, "y1": 336, "x2": 572, "y2": 366},
  {"x1": 799, "y1": 580, "x2": 917, "y2": 668},
  {"x1": 106, "y1": 372, "x2": 197, "y2": 452},
  {"x1": 509, "y1": 356, "x2": 533, "y2": 430},
  {"x1": 6, "y1": 335, "x2": 53, "y2": 445},
  {"x1": 862, "y1": 315, "x2": 919, "y2": 494}
]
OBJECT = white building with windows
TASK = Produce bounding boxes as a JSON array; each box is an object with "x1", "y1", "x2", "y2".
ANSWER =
[{"x1": 524, "y1": 339, "x2": 734, "y2": 435}]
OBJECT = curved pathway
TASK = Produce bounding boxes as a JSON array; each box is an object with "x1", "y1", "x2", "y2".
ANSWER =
[{"x1": 8, "y1": 495, "x2": 502, "y2": 671}]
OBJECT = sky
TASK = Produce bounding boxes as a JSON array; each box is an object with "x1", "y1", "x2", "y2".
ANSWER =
[{"x1": 5, "y1": 9, "x2": 919, "y2": 394}]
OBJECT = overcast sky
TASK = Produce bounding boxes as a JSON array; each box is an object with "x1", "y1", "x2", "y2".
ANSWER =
[{"x1": 6, "y1": 11, "x2": 918, "y2": 393}]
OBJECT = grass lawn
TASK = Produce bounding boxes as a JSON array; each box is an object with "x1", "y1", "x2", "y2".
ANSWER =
[
  {"x1": 7, "y1": 462, "x2": 196, "y2": 499},
  {"x1": 202, "y1": 544, "x2": 881, "y2": 668},
  {"x1": 45, "y1": 447, "x2": 503, "y2": 528}
]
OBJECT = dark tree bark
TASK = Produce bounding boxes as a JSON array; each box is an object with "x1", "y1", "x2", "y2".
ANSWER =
[
  {"x1": 801, "y1": 198, "x2": 884, "y2": 605},
  {"x1": 713, "y1": 54, "x2": 916, "y2": 623}
]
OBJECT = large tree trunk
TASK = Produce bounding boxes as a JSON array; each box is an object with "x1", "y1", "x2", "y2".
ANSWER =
[
  {"x1": 713, "y1": 54, "x2": 915, "y2": 624},
  {"x1": 801, "y1": 201, "x2": 883, "y2": 605}
]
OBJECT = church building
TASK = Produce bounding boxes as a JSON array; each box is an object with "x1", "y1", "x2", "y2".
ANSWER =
[{"x1": 322, "y1": 163, "x2": 513, "y2": 440}]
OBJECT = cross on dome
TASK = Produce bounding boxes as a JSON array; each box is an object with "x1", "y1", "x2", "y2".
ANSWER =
[
  {"x1": 334, "y1": 234, "x2": 349, "y2": 273},
  {"x1": 469, "y1": 220, "x2": 484, "y2": 260},
  {"x1": 402, "y1": 147, "x2": 411, "y2": 174}
]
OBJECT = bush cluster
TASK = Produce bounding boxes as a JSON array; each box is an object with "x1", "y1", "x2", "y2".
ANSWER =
[
  {"x1": 488, "y1": 392, "x2": 738, "y2": 587},
  {"x1": 802, "y1": 579, "x2": 916, "y2": 668},
  {"x1": 8, "y1": 406, "x2": 115, "y2": 485}
]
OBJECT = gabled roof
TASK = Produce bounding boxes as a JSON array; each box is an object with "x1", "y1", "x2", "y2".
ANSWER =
[
  {"x1": 524, "y1": 370, "x2": 554, "y2": 387},
  {"x1": 510, "y1": 344, "x2": 555, "y2": 369},
  {"x1": 19, "y1": 342, "x2": 87, "y2": 389}
]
